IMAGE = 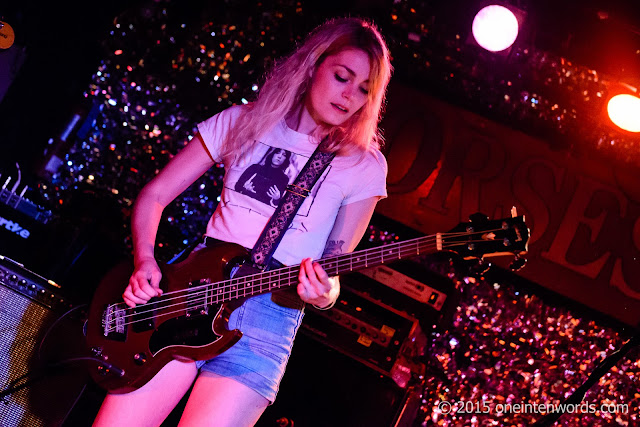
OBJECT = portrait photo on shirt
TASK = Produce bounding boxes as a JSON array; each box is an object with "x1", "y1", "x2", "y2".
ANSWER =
[{"x1": 228, "y1": 142, "x2": 330, "y2": 212}]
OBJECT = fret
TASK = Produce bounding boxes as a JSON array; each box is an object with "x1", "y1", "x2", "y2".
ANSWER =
[
  {"x1": 267, "y1": 268, "x2": 282, "y2": 290},
  {"x1": 381, "y1": 248, "x2": 384, "y2": 264},
  {"x1": 276, "y1": 270, "x2": 285, "y2": 291},
  {"x1": 350, "y1": 253, "x2": 353, "y2": 271},
  {"x1": 263, "y1": 271, "x2": 272, "y2": 293},
  {"x1": 285, "y1": 268, "x2": 293, "y2": 290},
  {"x1": 231, "y1": 279, "x2": 238, "y2": 299},
  {"x1": 259, "y1": 273, "x2": 266, "y2": 294},
  {"x1": 330, "y1": 260, "x2": 337, "y2": 276},
  {"x1": 269, "y1": 271, "x2": 276, "y2": 292},
  {"x1": 271, "y1": 269, "x2": 283, "y2": 292},
  {"x1": 273, "y1": 269, "x2": 282, "y2": 291},
  {"x1": 255, "y1": 275, "x2": 261, "y2": 294}
]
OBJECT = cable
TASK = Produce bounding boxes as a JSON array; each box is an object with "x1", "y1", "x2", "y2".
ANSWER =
[
  {"x1": 0, "y1": 356, "x2": 123, "y2": 400},
  {"x1": 37, "y1": 303, "x2": 87, "y2": 361},
  {"x1": 533, "y1": 326, "x2": 640, "y2": 426}
]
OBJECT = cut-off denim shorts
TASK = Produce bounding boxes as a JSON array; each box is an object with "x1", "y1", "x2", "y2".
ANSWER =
[
  {"x1": 178, "y1": 239, "x2": 305, "y2": 404},
  {"x1": 196, "y1": 292, "x2": 304, "y2": 403}
]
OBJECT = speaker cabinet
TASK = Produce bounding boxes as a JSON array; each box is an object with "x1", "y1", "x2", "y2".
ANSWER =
[{"x1": 0, "y1": 256, "x2": 87, "y2": 427}]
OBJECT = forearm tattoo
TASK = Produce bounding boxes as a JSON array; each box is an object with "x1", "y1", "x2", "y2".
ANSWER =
[{"x1": 322, "y1": 240, "x2": 345, "y2": 257}]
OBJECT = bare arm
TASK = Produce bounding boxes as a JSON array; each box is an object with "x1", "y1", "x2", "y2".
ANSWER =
[
  {"x1": 123, "y1": 133, "x2": 215, "y2": 307},
  {"x1": 297, "y1": 196, "x2": 379, "y2": 308}
]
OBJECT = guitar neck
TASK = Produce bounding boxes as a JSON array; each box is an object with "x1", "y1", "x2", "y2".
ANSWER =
[
  {"x1": 317, "y1": 234, "x2": 440, "y2": 277},
  {"x1": 218, "y1": 234, "x2": 440, "y2": 301}
]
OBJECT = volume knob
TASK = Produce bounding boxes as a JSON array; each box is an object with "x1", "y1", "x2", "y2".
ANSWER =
[{"x1": 133, "y1": 352, "x2": 148, "y2": 365}]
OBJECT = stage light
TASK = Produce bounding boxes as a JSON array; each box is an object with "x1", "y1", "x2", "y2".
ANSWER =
[
  {"x1": 607, "y1": 94, "x2": 640, "y2": 132},
  {"x1": 472, "y1": 5, "x2": 520, "y2": 52}
]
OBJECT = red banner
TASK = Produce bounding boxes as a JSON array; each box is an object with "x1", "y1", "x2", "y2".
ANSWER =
[{"x1": 379, "y1": 83, "x2": 640, "y2": 326}]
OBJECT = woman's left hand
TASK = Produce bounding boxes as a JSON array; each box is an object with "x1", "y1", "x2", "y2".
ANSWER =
[{"x1": 297, "y1": 258, "x2": 339, "y2": 308}]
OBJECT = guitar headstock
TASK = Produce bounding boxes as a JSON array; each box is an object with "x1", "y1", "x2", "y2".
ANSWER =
[{"x1": 442, "y1": 212, "x2": 529, "y2": 268}]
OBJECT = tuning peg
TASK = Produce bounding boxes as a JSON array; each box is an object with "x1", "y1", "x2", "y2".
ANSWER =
[
  {"x1": 468, "y1": 212, "x2": 489, "y2": 223},
  {"x1": 509, "y1": 255, "x2": 527, "y2": 271}
]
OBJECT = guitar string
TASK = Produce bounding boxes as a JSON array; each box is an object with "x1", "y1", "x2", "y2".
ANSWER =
[
  {"x1": 103, "y1": 230, "x2": 516, "y2": 327},
  {"x1": 105, "y1": 233, "x2": 507, "y2": 328},
  {"x1": 104, "y1": 237, "x2": 512, "y2": 331},
  {"x1": 106, "y1": 234, "x2": 447, "y2": 318},
  {"x1": 104, "y1": 240, "x2": 448, "y2": 330},
  {"x1": 107, "y1": 233, "x2": 439, "y2": 309},
  {"x1": 104, "y1": 243, "x2": 434, "y2": 327},
  {"x1": 105, "y1": 240, "x2": 503, "y2": 332},
  {"x1": 107, "y1": 226, "x2": 509, "y2": 314}
]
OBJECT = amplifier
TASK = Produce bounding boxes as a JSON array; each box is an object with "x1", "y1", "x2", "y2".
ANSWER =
[
  {"x1": 0, "y1": 200, "x2": 51, "y2": 277},
  {"x1": 301, "y1": 258, "x2": 456, "y2": 387},
  {"x1": 341, "y1": 258, "x2": 456, "y2": 329},
  {"x1": 359, "y1": 264, "x2": 447, "y2": 310},
  {"x1": 301, "y1": 285, "x2": 419, "y2": 379},
  {"x1": 0, "y1": 255, "x2": 86, "y2": 427}
]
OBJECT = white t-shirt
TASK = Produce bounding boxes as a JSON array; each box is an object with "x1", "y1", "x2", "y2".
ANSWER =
[{"x1": 197, "y1": 105, "x2": 387, "y2": 266}]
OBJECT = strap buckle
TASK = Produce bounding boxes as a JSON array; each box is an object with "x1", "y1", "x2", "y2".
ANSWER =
[{"x1": 285, "y1": 184, "x2": 310, "y2": 198}]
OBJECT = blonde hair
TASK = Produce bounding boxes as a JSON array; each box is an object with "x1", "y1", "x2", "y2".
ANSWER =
[{"x1": 220, "y1": 17, "x2": 392, "y2": 161}]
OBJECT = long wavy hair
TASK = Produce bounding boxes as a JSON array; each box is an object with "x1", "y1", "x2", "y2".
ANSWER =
[
  {"x1": 262, "y1": 148, "x2": 291, "y2": 172},
  {"x1": 220, "y1": 17, "x2": 392, "y2": 161}
]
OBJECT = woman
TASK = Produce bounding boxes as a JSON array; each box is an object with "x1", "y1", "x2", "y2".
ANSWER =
[
  {"x1": 234, "y1": 147, "x2": 292, "y2": 207},
  {"x1": 94, "y1": 16, "x2": 392, "y2": 426}
]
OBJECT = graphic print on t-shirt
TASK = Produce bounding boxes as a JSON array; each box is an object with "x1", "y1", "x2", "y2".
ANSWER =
[{"x1": 226, "y1": 142, "x2": 330, "y2": 214}]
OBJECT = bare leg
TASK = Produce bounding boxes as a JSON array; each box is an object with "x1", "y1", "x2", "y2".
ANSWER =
[
  {"x1": 178, "y1": 371, "x2": 269, "y2": 427},
  {"x1": 93, "y1": 360, "x2": 198, "y2": 427}
]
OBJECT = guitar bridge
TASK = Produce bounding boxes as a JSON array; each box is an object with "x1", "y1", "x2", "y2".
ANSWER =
[{"x1": 102, "y1": 304, "x2": 127, "y2": 341}]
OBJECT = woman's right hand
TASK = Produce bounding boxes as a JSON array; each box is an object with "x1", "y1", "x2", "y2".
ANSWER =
[{"x1": 123, "y1": 257, "x2": 163, "y2": 307}]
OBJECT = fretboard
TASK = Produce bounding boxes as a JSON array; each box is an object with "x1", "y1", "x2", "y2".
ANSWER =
[{"x1": 208, "y1": 234, "x2": 441, "y2": 304}]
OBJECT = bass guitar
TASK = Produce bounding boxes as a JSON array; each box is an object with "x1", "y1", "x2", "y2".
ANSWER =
[{"x1": 86, "y1": 212, "x2": 529, "y2": 393}]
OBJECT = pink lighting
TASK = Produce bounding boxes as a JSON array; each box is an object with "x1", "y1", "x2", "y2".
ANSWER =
[
  {"x1": 472, "y1": 5, "x2": 519, "y2": 52},
  {"x1": 607, "y1": 94, "x2": 640, "y2": 132}
]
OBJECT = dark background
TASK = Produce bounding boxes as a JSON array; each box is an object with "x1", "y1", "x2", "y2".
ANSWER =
[{"x1": 2, "y1": 0, "x2": 639, "y2": 174}]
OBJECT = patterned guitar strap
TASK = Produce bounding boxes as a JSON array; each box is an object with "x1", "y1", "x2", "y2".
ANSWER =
[{"x1": 250, "y1": 136, "x2": 335, "y2": 270}]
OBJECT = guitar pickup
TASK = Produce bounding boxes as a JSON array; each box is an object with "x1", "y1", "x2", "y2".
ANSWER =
[{"x1": 185, "y1": 279, "x2": 212, "y2": 317}]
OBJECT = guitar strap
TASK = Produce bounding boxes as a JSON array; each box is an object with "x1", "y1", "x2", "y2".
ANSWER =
[{"x1": 249, "y1": 135, "x2": 335, "y2": 270}]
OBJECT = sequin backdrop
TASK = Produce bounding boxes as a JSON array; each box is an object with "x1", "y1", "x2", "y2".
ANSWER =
[{"x1": 39, "y1": 0, "x2": 638, "y2": 425}]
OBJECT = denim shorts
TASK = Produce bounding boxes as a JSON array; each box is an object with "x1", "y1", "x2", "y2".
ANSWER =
[
  {"x1": 196, "y1": 292, "x2": 304, "y2": 403},
  {"x1": 184, "y1": 240, "x2": 305, "y2": 404}
]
